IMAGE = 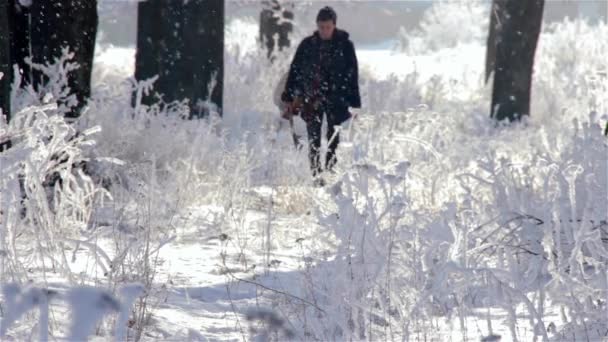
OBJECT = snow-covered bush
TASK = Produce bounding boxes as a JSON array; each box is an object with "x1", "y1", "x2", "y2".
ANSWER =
[
  {"x1": 0, "y1": 101, "x2": 110, "y2": 283},
  {"x1": 10, "y1": 48, "x2": 80, "y2": 117},
  {"x1": 265, "y1": 109, "x2": 606, "y2": 341},
  {"x1": 534, "y1": 19, "x2": 608, "y2": 125},
  {"x1": 241, "y1": 14, "x2": 608, "y2": 338},
  {"x1": 0, "y1": 51, "x2": 162, "y2": 340},
  {"x1": 398, "y1": 1, "x2": 490, "y2": 54}
]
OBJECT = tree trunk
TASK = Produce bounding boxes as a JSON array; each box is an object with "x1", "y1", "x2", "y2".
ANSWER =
[
  {"x1": 8, "y1": 2, "x2": 32, "y2": 89},
  {"x1": 135, "y1": 0, "x2": 183, "y2": 107},
  {"x1": 259, "y1": 0, "x2": 294, "y2": 61},
  {"x1": 28, "y1": 0, "x2": 98, "y2": 118},
  {"x1": 185, "y1": 0, "x2": 224, "y2": 117},
  {"x1": 490, "y1": 0, "x2": 544, "y2": 122},
  {"x1": 485, "y1": 0, "x2": 507, "y2": 84},
  {"x1": 135, "y1": 0, "x2": 224, "y2": 118},
  {"x1": 0, "y1": 0, "x2": 10, "y2": 126}
]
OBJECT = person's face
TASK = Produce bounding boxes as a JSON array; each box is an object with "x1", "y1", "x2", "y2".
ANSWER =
[{"x1": 317, "y1": 20, "x2": 336, "y2": 40}]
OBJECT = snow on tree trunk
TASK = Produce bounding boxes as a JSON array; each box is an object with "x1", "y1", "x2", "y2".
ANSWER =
[
  {"x1": 135, "y1": 0, "x2": 224, "y2": 118},
  {"x1": 489, "y1": 0, "x2": 544, "y2": 122}
]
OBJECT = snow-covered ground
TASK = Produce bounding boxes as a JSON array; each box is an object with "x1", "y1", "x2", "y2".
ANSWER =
[{"x1": 1, "y1": 2, "x2": 607, "y2": 341}]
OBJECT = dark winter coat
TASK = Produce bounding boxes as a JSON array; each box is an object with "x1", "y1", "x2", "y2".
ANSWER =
[{"x1": 281, "y1": 29, "x2": 361, "y2": 124}]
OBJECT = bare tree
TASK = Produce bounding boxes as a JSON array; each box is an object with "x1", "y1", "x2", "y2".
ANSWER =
[
  {"x1": 135, "y1": 0, "x2": 225, "y2": 118},
  {"x1": 259, "y1": 0, "x2": 294, "y2": 61},
  {"x1": 486, "y1": 0, "x2": 545, "y2": 122}
]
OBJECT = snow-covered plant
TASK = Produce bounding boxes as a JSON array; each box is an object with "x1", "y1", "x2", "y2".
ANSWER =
[
  {"x1": 441, "y1": 115, "x2": 607, "y2": 341},
  {"x1": 10, "y1": 48, "x2": 80, "y2": 117},
  {"x1": 363, "y1": 72, "x2": 423, "y2": 114},
  {"x1": 258, "y1": 162, "x2": 411, "y2": 340},
  {"x1": 534, "y1": 19, "x2": 608, "y2": 125},
  {"x1": 0, "y1": 283, "x2": 143, "y2": 340},
  {"x1": 0, "y1": 102, "x2": 111, "y2": 284},
  {"x1": 0, "y1": 45, "x2": 162, "y2": 341},
  {"x1": 0, "y1": 284, "x2": 56, "y2": 341},
  {"x1": 398, "y1": 1, "x2": 490, "y2": 54}
]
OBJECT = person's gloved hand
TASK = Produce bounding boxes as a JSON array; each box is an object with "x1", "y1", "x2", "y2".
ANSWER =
[
  {"x1": 281, "y1": 103, "x2": 293, "y2": 120},
  {"x1": 281, "y1": 99, "x2": 303, "y2": 120}
]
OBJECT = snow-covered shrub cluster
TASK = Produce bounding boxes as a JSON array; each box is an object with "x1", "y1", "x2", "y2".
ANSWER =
[
  {"x1": 228, "y1": 11, "x2": 608, "y2": 342},
  {"x1": 0, "y1": 52, "x2": 162, "y2": 340},
  {"x1": 534, "y1": 19, "x2": 608, "y2": 124},
  {"x1": 262, "y1": 106, "x2": 606, "y2": 341},
  {"x1": 0, "y1": 53, "x2": 111, "y2": 284},
  {"x1": 397, "y1": 1, "x2": 490, "y2": 54},
  {"x1": 10, "y1": 48, "x2": 80, "y2": 117}
]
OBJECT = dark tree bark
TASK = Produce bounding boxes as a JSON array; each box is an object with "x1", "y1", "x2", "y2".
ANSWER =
[
  {"x1": 135, "y1": 0, "x2": 224, "y2": 118},
  {"x1": 135, "y1": 1, "x2": 183, "y2": 106},
  {"x1": 488, "y1": 0, "x2": 544, "y2": 122},
  {"x1": 485, "y1": 0, "x2": 507, "y2": 84},
  {"x1": 8, "y1": 2, "x2": 31, "y2": 88},
  {"x1": 185, "y1": 1, "x2": 224, "y2": 117},
  {"x1": 0, "y1": 0, "x2": 10, "y2": 127},
  {"x1": 259, "y1": 0, "x2": 293, "y2": 61},
  {"x1": 27, "y1": 0, "x2": 98, "y2": 118}
]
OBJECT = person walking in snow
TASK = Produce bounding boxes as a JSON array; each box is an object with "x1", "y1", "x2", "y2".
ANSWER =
[{"x1": 281, "y1": 6, "x2": 361, "y2": 186}]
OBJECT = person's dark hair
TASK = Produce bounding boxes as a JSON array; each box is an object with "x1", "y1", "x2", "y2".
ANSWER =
[{"x1": 316, "y1": 6, "x2": 337, "y2": 24}]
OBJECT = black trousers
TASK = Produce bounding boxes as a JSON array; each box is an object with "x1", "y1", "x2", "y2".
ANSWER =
[{"x1": 305, "y1": 104, "x2": 346, "y2": 177}]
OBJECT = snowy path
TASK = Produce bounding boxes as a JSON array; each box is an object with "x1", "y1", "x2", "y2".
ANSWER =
[{"x1": 148, "y1": 188, "x2": 331, "y2": 341}]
